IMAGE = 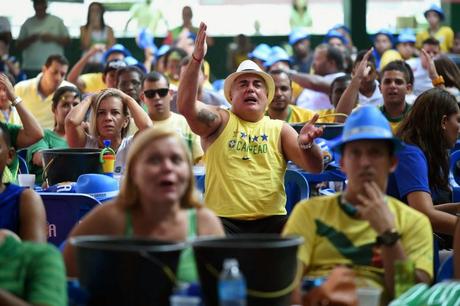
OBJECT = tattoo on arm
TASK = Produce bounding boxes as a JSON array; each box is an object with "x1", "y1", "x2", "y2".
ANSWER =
[{"x1": 197, "y1": 109, "x2": 218, "y2": 127}]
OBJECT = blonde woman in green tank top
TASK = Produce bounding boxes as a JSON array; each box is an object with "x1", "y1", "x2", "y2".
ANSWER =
[{"x1": 63, "y1": 127, "x2": 225, "y2": 283}]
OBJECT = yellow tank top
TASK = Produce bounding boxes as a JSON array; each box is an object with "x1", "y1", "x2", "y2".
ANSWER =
[{"x1": 204, "y1": 110, "x2": 286, "y2": 220}]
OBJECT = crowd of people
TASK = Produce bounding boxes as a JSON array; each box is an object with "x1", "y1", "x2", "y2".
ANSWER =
[{"x1": 1, "y1": 0, "x2": 460, "y2": 305}]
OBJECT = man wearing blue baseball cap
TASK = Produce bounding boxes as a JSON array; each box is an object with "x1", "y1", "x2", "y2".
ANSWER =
[
  {"x1": 284, "y1": 106, "x2": 433, "y2": 303},
  {"x1": 416, "y1": 4, "x2": 454, "y2": 53},
  {"x1": 289, "y1": 29, "x2": 312, "y2": 73}
]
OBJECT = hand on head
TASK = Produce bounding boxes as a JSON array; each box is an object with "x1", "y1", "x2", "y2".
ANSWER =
[{"x1": 0, "y1": 73, "x2": 15, "y2": 101}]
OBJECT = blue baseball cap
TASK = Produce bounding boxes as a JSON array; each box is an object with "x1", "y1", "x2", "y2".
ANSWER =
[
  {"x1": 264, "y1": 46, "x2": 291, "y2": 68},
  {"x1": 397, "y1": 29, "x2": 416, "y2": 44},
  {"x1": 324, "y1": 29, "x2": 348, "y2": 45},
  {"x1": 332, "y1": 24, "x2": 351, "y2": 35},
  {"x1": 75, "y1": 174, "x2": 119, "y2": 202},
  {"x1": 289, "y1": 28, "x2": 310, "y2": 45},
  {"x1": 330, "y1": 106, "x2": 402, "y2": 153},
  {"x1": 424, "y1": 4, "x2": 445, "y2": 21},
  {"x1": 373, "y1": 28, "x2": 394, "y2": 45},
  {"x1": 103, "y1": 44, "x2": 132, "y2": 63},
  {"x1": 156, "y1": 45, "x2": 171, "y2": 59},
  {"x1": 248, "y1": 43, "x2": 271, "y2": 62}
]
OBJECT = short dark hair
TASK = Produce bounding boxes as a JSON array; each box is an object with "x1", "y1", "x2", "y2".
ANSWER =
[
  {"x1": 325, "y1": 45, "x2": 344, "y2": 71},
  {"x1": 115, "y1": 66, "x2": 144, "y2": 84},
  {"x1": 142, "y1": 71, "x2": 169, "y2": 89},
  {"x1": 380, "y1": 60, "x2": 412, "y2": 85},
  {"x1": 330, "y1": 74, "x2": 352, "y2": 90},
  {"x1": 44, "y1": 54, "x2": 68, "y2": 67},
  {"x1": 422, "y1": 37, "x2": 440, "y2": 47},
  {"x1": 354, "y1": 50, "x2": 376, "y2": 69},
  {"x1": 268, "y1": 69, "x2": 292, "y2": 85}
]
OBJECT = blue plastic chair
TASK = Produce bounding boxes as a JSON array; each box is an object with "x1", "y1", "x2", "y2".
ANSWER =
[
  {"x1": 40, "y1": 192, "x2": 101, "y2": 246},
  {"x1": 285, "y1": 169, "x2": 309, "y2": 214},
  {"x1": 436, "y1": 254, "x2": 454, "y2": 282}
]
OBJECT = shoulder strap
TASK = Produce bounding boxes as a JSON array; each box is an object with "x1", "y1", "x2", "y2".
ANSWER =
[
  {"x1": 124, "y1": 209, "x2": 133, "y2": 236},
  {"x1": 187, "y1": 209, "x2": 197, "y2": 239}
]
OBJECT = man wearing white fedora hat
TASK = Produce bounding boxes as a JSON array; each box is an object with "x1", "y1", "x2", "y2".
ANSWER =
[{"x1": 177, "y1": 22, "x2": 323, "y2": 234}]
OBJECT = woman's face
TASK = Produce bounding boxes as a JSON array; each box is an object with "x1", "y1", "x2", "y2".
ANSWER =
[
  {"x1": 89, "y1": 4, "x2": 102, "y2": 24},
  {"x1": 443, "y1": 110, "x2": 460, "y2": 148},
  {"x1": 133, "y1": 136, "x2": 190, "y2": 205},
  {"x1": 96, "y1": 96, "x2": 127, "y2": 139},
  {"x1": 54, "y1": 91, "x2": 81, "y2": 126}
]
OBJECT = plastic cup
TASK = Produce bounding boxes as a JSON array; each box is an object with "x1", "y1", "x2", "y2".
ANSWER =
[
  {"x1": 169, "y1": 295, "x2": 201, "y2": 306},
  {"x1": 101, "y1": 154, "x2": 115, "y2": 174},
  {"x1": 357, "y1": 287, "x2": 382, "y2": 306},
  {"x1": 18, "y1": 174, "x2": 36, "y2": 189}
]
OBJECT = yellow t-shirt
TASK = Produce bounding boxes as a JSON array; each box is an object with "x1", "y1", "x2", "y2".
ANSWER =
[
  {"x1": 204, "y1": 110, "x2": 286, "y2": 220},
  {"x1": 153, "y1": 112, "x2": 203, "y2": 163},
  {"x1": 283, "y1": 194, "x2": 433, "y2": 302},
  {"x1": 416, "y1": 26, "x2": 454, "y2": 53},
  {"x1": 14, "y1": 75, "x2": 75, "y2": 130},
  {"x1": 379, "y1": 50, "x2": 403, "y2": 71},
  {"x1": 287, "y1": 105, "x2": 316, "y2": 123},
  {"x1": 79, "y1": 73, "x2": 107, "y2": 94}
]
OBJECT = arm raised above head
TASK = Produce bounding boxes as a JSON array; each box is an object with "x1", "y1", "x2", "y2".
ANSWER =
[{"x1": 177, "y1": 22, "x2": 224, "y2": 138}]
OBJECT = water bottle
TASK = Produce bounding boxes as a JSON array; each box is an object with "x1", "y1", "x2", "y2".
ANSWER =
[{"x1": 218, "y1": 258, "x2": 247, "y2": 306}]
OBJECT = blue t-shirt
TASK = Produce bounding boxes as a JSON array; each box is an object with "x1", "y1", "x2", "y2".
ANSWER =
[
  {"x1": 0, "y1": 184, "x2": 25, "y2": 234},
  {"x1": 387, "y1": 143, "x2": 431, "y2": 203}
]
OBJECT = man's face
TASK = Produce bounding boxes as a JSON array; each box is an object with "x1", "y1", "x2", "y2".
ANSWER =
[
  {"x1": 426, "y1": 11, "x2": 440, "y2": 28},
  {"x1": 312, "y1": 49, "x2": 329, "y2": 76},
  {"x1": 141, "y1": 78, "x2": 171, "y2": 120},
  {"x1": 293, "y1": 39, "x2": 310, "y2": 58},
  {"x1": 33, "y1": 0, "x2": 47, "y2": 17},
  {"x1": 330, "y1": 79, "x2": 351, "y2": 108},
  {"x1": 270, "y1": 73, "x2": 292, "y2": 112},
  {"x1": 328, "y1": 38, "x2": 346, "y2": 53},
  {"x1": 341, "y1": 140, "x2": 397, "y2": 194},
  {"x1": 422, "y1": 43, "x2": 440, "y2": 58},
  {"x1": 182, "y1": 6, "x2": 193, "y2": 23},
  {"x1": 396, "y1": 42, "x2": 415, "y2": 60},
  {"x1": 104, "y1": 70, "x2": 118, "y2": 88},
  {"x1": 117, "y1": 71, "x2": 142, "y2": 102},
  {"x1": 230, "y1": 73, "x2": 268, "y2": 115},
  {"x1": 106, "y1": 52, "x2": 125, "y2": 62},
  {"x1": 380, "y1": 70, "x2": 411, "y2": 107},
  {"x1": 42, "y1": 61, "x2": 68, "y2": 91},
  {"x1": 374, "y1": 34, "x2": 392, "y2": 55}
]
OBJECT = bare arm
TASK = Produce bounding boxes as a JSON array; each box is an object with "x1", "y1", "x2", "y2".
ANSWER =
[
  {"x1": 0, "y1": 74, "x2": 43, "y2": 148},
  {"x1": 116, "y1": 89, "x2": 153, "y2": 132},
  {"x1": 281, "y1": 115, "x2": 323, "y2": 173},
  {"x1": 67, "y1": 44, "x2": 105, "y2": 86},
  {"x1": 288, "y1": 70, "x2": 332, "y2": 94},
  {"x1": 334, "y1": 49, "x2": 373, "y2": 123},
  {"x1": 176, "y1": 22, "x2": 224, "y2": 138},
  {"x1": 65, "y1": 95, "x2": 92, "y2": 148},
  {"x1": 63, "y1": 203, "x2": 121, "y2": 277},
  {"x1": 196, "y1": 207, "x2": 225, "y2": 236},
  {"x1": 407, "y1": 191, "x2": 457, "y2": 235},
  {"x1": 106, "y1": 27, "x2": 116, "y2": 48},
  {"x1": 454, "y1": 219, "x2": 460, "y2": 278},
  {"x1": 80, "y1": 26, "x2": 91, "y2": 50},
  {"x1": 0, "y1": 290, "x2": 33, "y2": 306},
  {"x1": 19, "y1": 189, "x2": 47, "y2": 242}
]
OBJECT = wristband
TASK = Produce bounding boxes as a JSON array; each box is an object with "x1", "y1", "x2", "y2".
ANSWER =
[
  {"x1": 11, "y1": 97, "x2": 22, "y2": 107},
  {"x1": 192, "y1": 53, "x2": 202, "y2": 63},
  {"x1": 432, "y1": 75, "x2": 444, "y2": 86},
  {"x1": 299, "y1": 142, "x2": 313, "y2": 150}
]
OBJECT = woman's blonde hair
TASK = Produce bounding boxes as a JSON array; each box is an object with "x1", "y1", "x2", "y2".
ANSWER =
[
  {"x1": 89, "y1": 89, "x2": 130, "y2": 139},
  {"x1": 116, "y1": 127, "x2": 200, "y2": 210}
]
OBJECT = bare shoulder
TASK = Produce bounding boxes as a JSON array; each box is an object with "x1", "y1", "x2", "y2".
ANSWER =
[
  {"x1": 196, "y1": 206, "x2": 225, "y2": 236},
  {"x1": 70, "y1": 201, "x2": 125, "y2": 236}
]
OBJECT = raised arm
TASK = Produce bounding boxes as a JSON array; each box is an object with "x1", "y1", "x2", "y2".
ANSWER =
[
  {"x1": 65, "y1": 95, "x2": 92, "y2": 147},
  {"x1": 177, "y1": 22, "x2": 224, "y2": 138},
  {"x1": 281, "y1": 114, "x2": 323, "y2": 173},
  {"x1": 288, "y1": 70, "x2": 333, "y2": 94},
  {"x1": 67, "y1": 44, "x2": 106, "y2": 90},
  {"x1": 0, "y1": 74, "x2": 43, "y2": 148},
  {"x1": 115, "y1": 89, "x2": 152, "y2": 132},
  {"x1": 334, "y1": 49, "x2": 373, "y2": 123}
]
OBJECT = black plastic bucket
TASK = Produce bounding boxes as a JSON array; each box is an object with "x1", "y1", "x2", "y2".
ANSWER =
[
  {"x1": 71, "y1": 236, "x2": 187, "y2": 306},
  {"x1": 42, "y1": 148, "x2": 103, "y2": 185},
  {"x1": 291, "y1": 122, "x2": 344, "y2": 140},
  {"x1": 192, "y1": 234, "x2": 303, "y2": 306}
]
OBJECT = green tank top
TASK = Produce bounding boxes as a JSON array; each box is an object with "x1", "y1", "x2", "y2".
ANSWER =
[{"x1": 125, "y1": 209, "x2": 198, "y2": 283}]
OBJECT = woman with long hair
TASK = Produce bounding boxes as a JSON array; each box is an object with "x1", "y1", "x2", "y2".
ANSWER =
[
  {"x1": 64, "y1": 127, "x2": 224, "y2": 282},
  {"x1": 434, "y1": 54, "x2": 460, "y2": 101},
  {"x1": 65, "y1": 88, "x2": 152, "y2": 178},
  {"x1": 387, "y1": 88, "x2": 460, "y2": 236},
  {"x1": 27, "y1": 86, "x2": 81, "y2": 186},
  {"x1": 80, "y1": 2, "x2": 115, "y2": 67}
]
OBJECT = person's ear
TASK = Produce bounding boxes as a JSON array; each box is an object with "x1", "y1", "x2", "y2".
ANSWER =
[
  {"x1": 405, "y1": 82, "x2": 412, "y2": 93},
  {"x1": 123, "y1": 115, "x2": 130, "y2": 129},
  {"x1": 6, "y1": 147, "x2": 14, "y2": 166},
  {"x1": 389, "y1": 155, "x2": 398, "y2": 173},
  {"x1": 441, "y1": 114, "x2": 448, "y2": 130}
]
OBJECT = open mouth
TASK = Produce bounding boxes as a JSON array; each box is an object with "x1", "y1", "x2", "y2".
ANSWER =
[{"x1": 244, "y1": 97, "x2": 257, "y2": 103}]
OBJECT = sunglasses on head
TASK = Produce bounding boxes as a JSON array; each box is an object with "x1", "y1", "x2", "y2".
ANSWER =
[{"x1": 144, "y1": 88, "x2": 169, "y2": 98}]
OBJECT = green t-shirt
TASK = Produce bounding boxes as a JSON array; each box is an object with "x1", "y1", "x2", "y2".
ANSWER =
[
  {"x1": 0, "y1": 236, "x2": 67, "y2": 306},
  {"x1": 1, "y1": 122, "x2": 21, "y2": 184},
  {"x1": 26, "y1": 129, "x2": 68, "y2": 185}
]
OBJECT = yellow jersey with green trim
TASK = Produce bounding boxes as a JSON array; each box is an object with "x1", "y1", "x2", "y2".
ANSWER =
[
  {"x1": 204, "y1": 110, "x2": 286, "y2": 220},
  {"x1": 283, "y1": 193, "x2": 433, "y2": 302}
]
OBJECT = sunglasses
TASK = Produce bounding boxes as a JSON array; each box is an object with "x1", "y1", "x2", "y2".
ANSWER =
[{"x1": 144, "y1": 88, "x2": 169, "y2": 98}]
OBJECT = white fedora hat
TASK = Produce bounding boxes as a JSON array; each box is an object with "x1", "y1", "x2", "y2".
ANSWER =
[{"x1": 223, "y1": 60, "x2": 275, "y2": 104}]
